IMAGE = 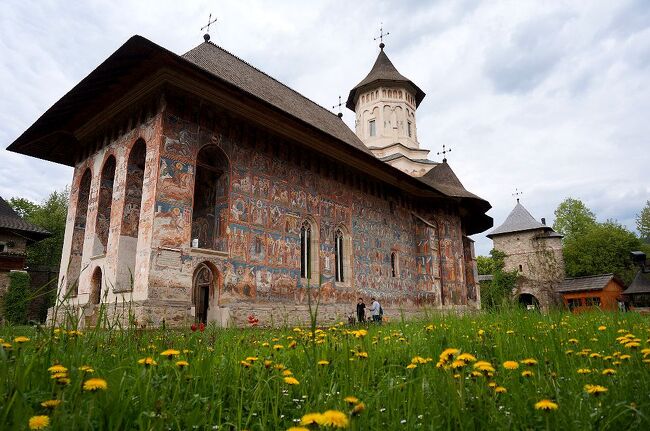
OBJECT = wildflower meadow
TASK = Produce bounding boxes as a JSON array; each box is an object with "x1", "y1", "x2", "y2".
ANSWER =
[{"x1": 1, "y1": 309, "x2": 649, "y2": 430}]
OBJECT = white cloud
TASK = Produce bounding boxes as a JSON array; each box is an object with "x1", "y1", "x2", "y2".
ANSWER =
[{"x1": 1, "y1": 0, "x2": 648, "y2": 254}]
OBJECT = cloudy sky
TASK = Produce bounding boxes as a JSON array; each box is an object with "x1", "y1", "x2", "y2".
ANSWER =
[{"x1": 1, "y1": 0, "x2": 648, "y2": 255}]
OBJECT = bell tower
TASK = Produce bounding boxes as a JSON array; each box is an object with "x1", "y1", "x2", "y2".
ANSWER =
[{"x1": 347, "y1": 39, "x2": 434, "y2": 177}]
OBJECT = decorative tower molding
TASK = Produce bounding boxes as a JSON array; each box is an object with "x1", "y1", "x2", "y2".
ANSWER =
[{"x1": 347, "y1": 43, "x2": 435, "y2": 176}]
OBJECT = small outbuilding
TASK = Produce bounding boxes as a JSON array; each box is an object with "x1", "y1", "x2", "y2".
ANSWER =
[{"x1": 556, "y1": 274, "x2": 625, "y2": 312}]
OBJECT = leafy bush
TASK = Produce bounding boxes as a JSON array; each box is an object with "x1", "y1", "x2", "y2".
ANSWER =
[{"x1": 3, "y1": 271, "x2": 30, "y2": 324}]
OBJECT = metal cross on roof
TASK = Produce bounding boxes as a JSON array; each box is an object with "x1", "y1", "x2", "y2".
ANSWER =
[
  {"x1": 332, "y1": 96, "x2": 343, "y2": 118},
  {"x1": 374, "y1": 23, "x2": 390, "y2": 49},
  {"x1": 201, "y1": 13, "x2": 218, "y2": 42},
  {"x1": 512, "y1": 188, "x2": 523, "y2": 203},
  {"x1": 437, "y1": 144, "x2": 452, "y2": 162}
]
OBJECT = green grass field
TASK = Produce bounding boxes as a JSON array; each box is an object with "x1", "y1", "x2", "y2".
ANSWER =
[{"x1": 1, "y1": 309, "x2": 649, "y2": 430}]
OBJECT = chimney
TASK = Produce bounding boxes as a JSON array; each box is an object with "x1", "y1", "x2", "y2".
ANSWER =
[{"x1": 541, "y1": 218, "x2": 546, "y2": 225}]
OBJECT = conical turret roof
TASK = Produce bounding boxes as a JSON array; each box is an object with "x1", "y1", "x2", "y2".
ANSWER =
[
  {"x1": 487, "y1": 201, "x2": 561, "y2": 238},
  {"x1": 346, "y1": 47, "x2": 425, "y2": 110}
]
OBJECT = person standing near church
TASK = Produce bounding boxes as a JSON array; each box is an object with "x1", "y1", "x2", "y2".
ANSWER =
[
  {"x1": 369, "y1": 297, "x2": 382, "y2": 323},
  {"x1": 356, "y1": 297, "x2": 366, "y2": 323}
]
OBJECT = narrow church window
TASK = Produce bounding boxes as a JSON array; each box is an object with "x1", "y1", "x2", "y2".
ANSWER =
[
  {"x1": 518, "y1": 264, "x2": 523, "y2": 272},
  {"x1": 391, "y1": 252, "x2": 399, "y2": 278},
  {"x1": 66, "y1": 168, "x2": 92, "y2": 296},
  {"x1": 191, "y1": 145, "x2": 229, "y2": 251},
  {"x1": 94, "y1": 156, "x2": 116, "y2": 255},
  {"x1": 369, "y1": 120, "x2": 376, "y2": 137},
  {"x1": 255, "y1": 237, "x2": 263, "y2": 254},
  {"x1": 300, "y1": 221, "x2": 312, "y2": 279},
  {"x1": 335, "y1": 229, "x2": 344, "y2": 282},
  {"x1": 407, "y1": 121, "x2": 412, "y2": 137}
]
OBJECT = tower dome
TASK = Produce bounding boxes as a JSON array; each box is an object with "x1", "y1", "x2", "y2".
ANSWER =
[{"x1": 347, "y1": 45, "x2": 433, "y2": 177}]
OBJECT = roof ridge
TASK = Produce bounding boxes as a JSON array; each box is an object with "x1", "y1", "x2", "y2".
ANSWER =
[
  {"x1": 563, "y1": 273, "x2": 613, "y2": 280},
  {"x1": 192, "y1": 42, "x2": 343, "y2": 122}
]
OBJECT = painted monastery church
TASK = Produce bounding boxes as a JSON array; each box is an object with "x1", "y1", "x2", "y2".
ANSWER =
[{"x1": 8, "y1": 35, "x2": 492, "y2": 327}]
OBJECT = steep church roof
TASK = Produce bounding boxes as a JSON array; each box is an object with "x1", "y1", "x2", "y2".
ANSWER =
[
  {"x1": 487, "y1": 201, "x2": 560, "y2": 238},
  {"x1": 183, "y1": 42, "x2": 373, "y2": 156},
  {"x1": 419, "y1": 162, "x2": 480, "y2": 199},
  {"x1": 346, "y1": 47, "x2": 425, "y2": 110},
  {"x1": 0, "y1": 196, "x2": 50, "y2": 241},
  {"x1": 624, "y1": 267, "x2": 650, "y2": 295}
]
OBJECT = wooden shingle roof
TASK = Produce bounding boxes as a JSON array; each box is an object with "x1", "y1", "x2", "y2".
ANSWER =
[
  {"x1": 556, "y1": 274, "x2": 621, "y2": 293},
  {"x1": 0, "y1": 196, "x2": 50, "y2": 241}
]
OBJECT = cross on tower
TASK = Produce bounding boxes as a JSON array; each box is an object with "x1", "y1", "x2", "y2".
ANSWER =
[
  {"x1": 374, "y1": 23, "x2": 390, "y2": 49},
  {"x1": 437, "y1": 144, "x2": 451, "y2": 162},
  {"x1": 201, "y1": 13, "x2": 218, "y2": 42},
  {"x1": 332, "y1": 96, "x2": 343, "y2": 118},
  {"x1": 512, "y1": 188, "x2": 523, "y2": 203}
]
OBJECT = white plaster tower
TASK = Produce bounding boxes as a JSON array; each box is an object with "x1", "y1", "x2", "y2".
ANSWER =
[{"x1": 347, "y1": 40, "x2": 434, "y2": 177}]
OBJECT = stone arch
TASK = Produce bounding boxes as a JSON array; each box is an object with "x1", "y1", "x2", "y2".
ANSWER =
[
  {"x1": 116, "y1": 139, "x2": 147, "y2": 291},
  {"x1": 191, "y1": 145, "x2": 230, "y2": 251},
  {"x1": 517, "y1": 292, "x2": 540, "y2": 310},
  {"x1": 93, "y1": 155, "x2": 116, "y2": 255},
  {"x1": 66, "y1": 168, "x2": 92, "y2": 296},
  {"x1": 90, "y1": 267, "x2": 102, "y2": 305},
  {"x1": 192, "y1": 261, "x2": 220, "y2": 324}
]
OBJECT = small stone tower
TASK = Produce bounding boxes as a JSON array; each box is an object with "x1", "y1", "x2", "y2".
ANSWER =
[
  {"x1": 487, "y1": 201, "x2": 565, "y2": 310},
  {"x1": 346, "y1": 43, "x2": 435, "y2": 177}
]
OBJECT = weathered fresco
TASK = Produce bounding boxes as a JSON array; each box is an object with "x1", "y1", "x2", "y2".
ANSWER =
[{"x1": 53, "y1": 96, "x2": 477, "y2": 328}]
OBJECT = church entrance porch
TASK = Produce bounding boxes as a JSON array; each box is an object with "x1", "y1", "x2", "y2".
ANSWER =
[{"x1": 518, "y1": 293, "x2": 540, "y2": 310}]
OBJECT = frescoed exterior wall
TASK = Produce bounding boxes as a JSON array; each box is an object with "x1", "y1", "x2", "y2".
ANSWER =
[{"x1": 51, "y1": 95, "x2": 478, "y2": 328}]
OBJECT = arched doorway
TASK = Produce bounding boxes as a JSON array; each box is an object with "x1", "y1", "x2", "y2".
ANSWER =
[
  {"x1": 90, "y1": 267, "x2": 102, "y2": 304},
  {"x1": 518, "y1": 293, "x2": 539, "y2": 310},
  {"x1": 192, "y1": 263, "x2": 218, "y2": 324}
]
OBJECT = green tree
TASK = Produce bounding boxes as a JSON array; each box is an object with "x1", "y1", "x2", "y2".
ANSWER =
[
  {"x1": 553, "y1": 198, "x2": 597, "y2": 242},
  {"x1": 479, "y1": 250, "x2": 518, "y2": 309},
  {"x1": 477, "y1": 255, "x2": 494, "y2": 275},
  {"x1": 563, "y1": 220, "x2": 642, "y2": 284},
  {"x1": 3, "y1": 271, "x2": 30, "y2": 324},
  {"x1": 9, "y1": 189, "x2": 68, "y2": 269},
  {"x1": 636, "y1": 200, "x2": 650, "y2": 242}
]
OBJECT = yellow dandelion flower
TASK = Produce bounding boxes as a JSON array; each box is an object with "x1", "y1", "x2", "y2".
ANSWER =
[
  {"x1": 602, "y1": 368, "x2": 616, "y2": 375},
  {"x1": 240, "y1": 361, "x2": 252, "y2": 368},
  {"x1": 282, "y1": 369, "x2": 293, "y2": 376},
  {"x1": 351, "y1": 402, "x2": 365, "y2": 415},
  {"x1": 160, "y1": 349, "x2": 180, "y2": 358},
  {"x1": 318, "y1": 360, "x2": 330, "y2": 366},
  {"x1": 521, "y1": 358, "x2": 538, "y2": 366},
  {"x1": 40, "y1": 400, "x2": 61, "y2": 409},
  {"x1": 457, "y1": 353, "x2": 477, "y2": 363},
  {"x1": 503, "y1": 361, "x2": 519, "y2": 370},
  {"x1": 439, "y1": 348, "x2": 460, "y2": 361},
  {"x1": 344, "y1": 396, "x2": 359, "y2": 404},
  {"x1": 245, "y1": 357, "x2": 258, "y2": 362},
  {"x1": 521, "y1": 370, "x2": 534, "y2": 377},
  {"x1": 598, "y1": 326, "x2": 606, "y2": 331},
  {"x1": 321, "y1": 410, "x2": 349, "y2": 428},
  {"x1": 14, "y1": 336, "x2": 30, "y2": 344},
  {"x1": 284, "y1": 376, "x2": 300, "y2": 385},
  {"x1": 138, "y1": 357, "x2": 157, "y2": 366},
  {"x1": 273, "y1": 344, "x2": 284, "y2": 350},
  {"x1": 28, "y1": 415, "x2": 49, "y2": 430},
  {"x1": 78, "y1": 365, "x2": 94, "y2": 373},
  {"x1": 584, "y1": 384, "x2": 608, "y2": 395},
  {"x1": 288, "y1": 341, "x2": 297, "y2": 349},
  {"x1": 451, "y1": 360, "x2": 466, "y2": 369},
  {"x1": 577, "y1": 368, "x2": 591, "y2": 374},
  {"x1": 82, "y1": 378, "x2": 107, "y2": 392},
  {"x1": 568, "y1": 338, "x2": 579, "y2": 344},
  {"x1": 50, "y1": 372, "x2": 67, "y2": 380},
  {"x1": 176, "y1": 360, "x2": 189, "y2": 368},
  {"x1": 47, "y1": 365, "x2": 67, "y2": 374},
  {"x1": 411, "y1": 356, "x2": 428, "y2": 364},
  {"x1": 1, "y1": 342, "x2": 11, "y2": 350},
  {"x1": 619, "y1": 354, "x2": 631, "y2": 360},
  {"x1": 534, "y1": 399, "x2": 559, "y2": 411},
  {"x1": 470, "y1": 371, "x2": 483, "y2": 378},
  {"x1": 287, "y1": 427, "x2": 310, "y2": 431},
  {"x1": 406, "y1": 363, "x2": 417, "y2": 369},
  {"x1": 625, "y1": 341, "x2": 640, "y2": 349},
  {"x1": 474, "y1": 361, "x2": 495, "y2": 373},
  {"x1": 355, "y1": 351, "x2": 368, "y2": 359},
  {"x1": 300, "y1": 413, "x2": 326, "y2": 426},
  {"x1": 56, "y1": 377, "x2": 70, "y2": 386},
  {"x1": 495, "y1": 386, "x2": 507, "y2": 393}
]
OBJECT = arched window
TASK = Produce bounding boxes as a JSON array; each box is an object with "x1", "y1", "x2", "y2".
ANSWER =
[
  {"x1": 300, "y1": 221, "x2": 312, "y2": 279},
  {"x1": 66, "y1": 169, "x2": 92, "y2": 296},
  {"x1": 191, "y1": 145, "x2": 229, "y2": 251},
  {"x1": 335, "y1": 229, "x2": 344, "y2": 282},
  {"x1": 117, "y1": 140, "x2": 146, "y2": 291},
  {"x1": 391, "y1": 252, "x2": 399, "y2": 278},
  {"x1": 94, "y1": 156, "x2": 116, "y2": 255}
]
